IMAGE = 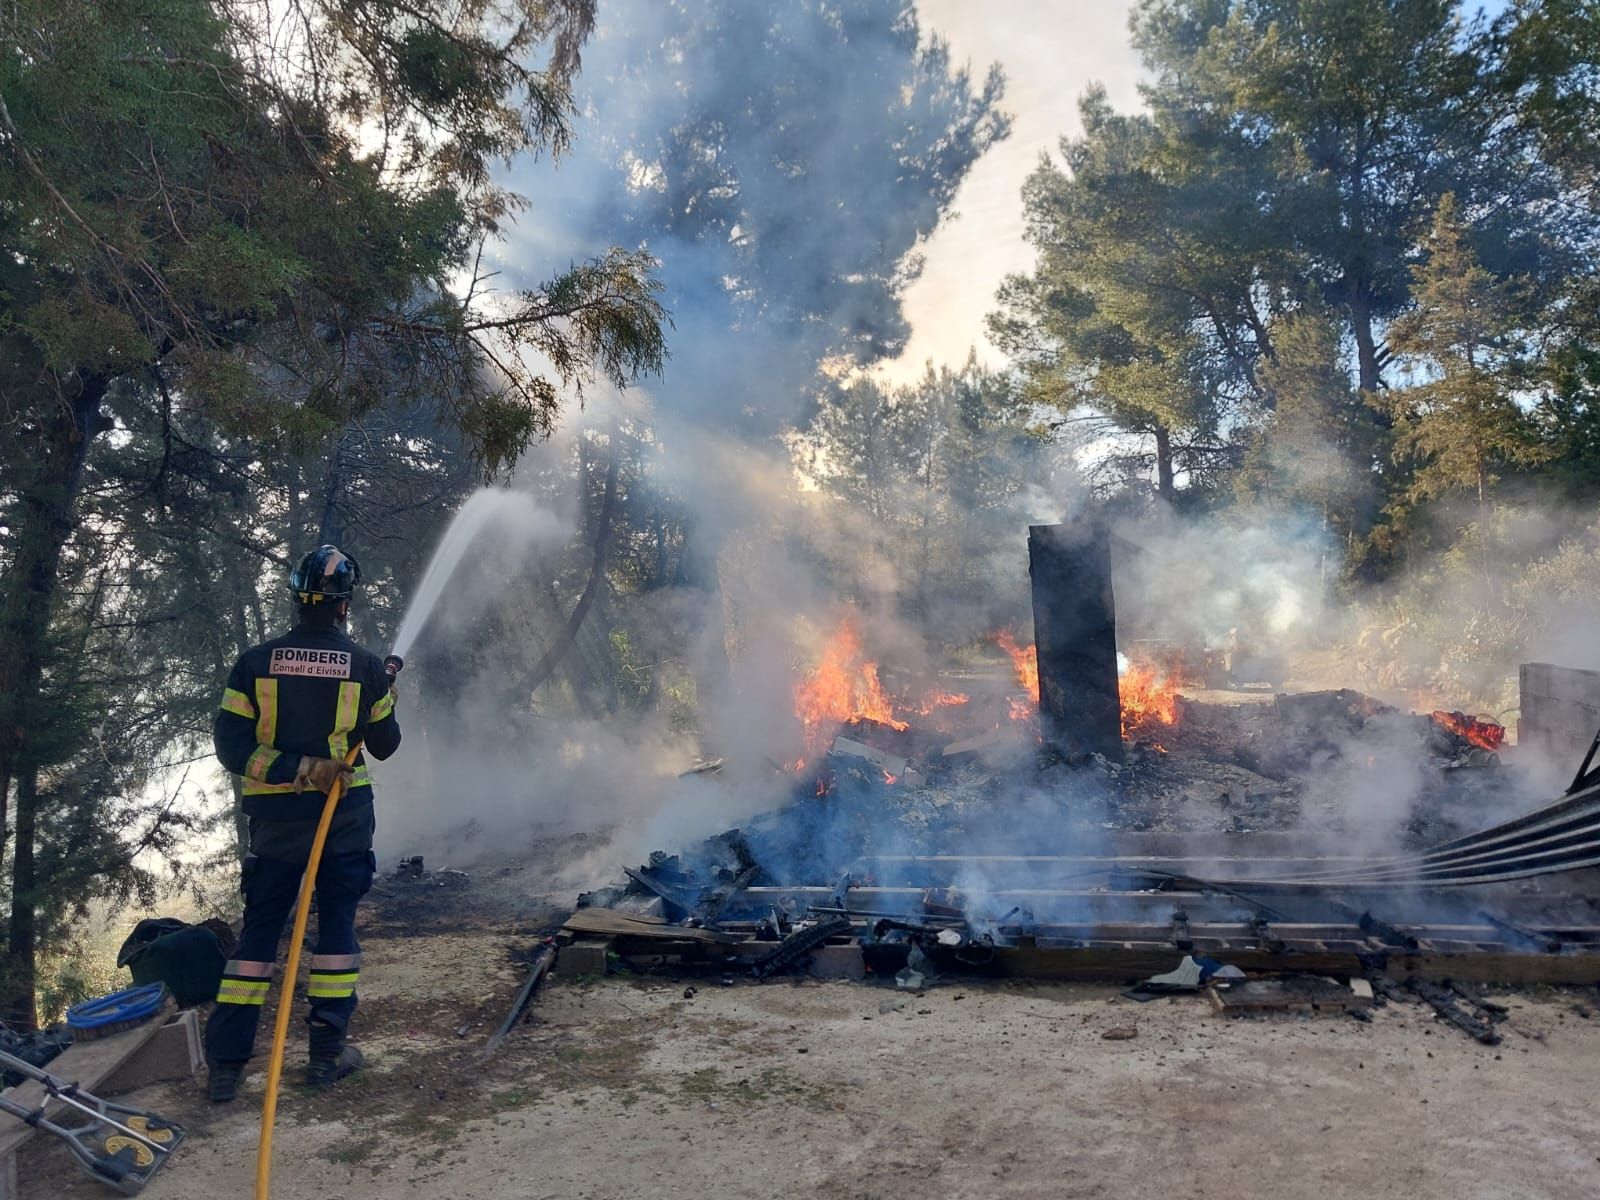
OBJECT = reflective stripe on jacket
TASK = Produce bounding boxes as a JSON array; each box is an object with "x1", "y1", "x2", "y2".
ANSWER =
[{"x1": 213, "y1": 623, "x2": 401, "y2": 821}]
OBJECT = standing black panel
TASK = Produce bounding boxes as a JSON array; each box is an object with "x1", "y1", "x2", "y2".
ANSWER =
[{"x1": 1028, "y1": 522, "x2": 1122, "y2": 761}]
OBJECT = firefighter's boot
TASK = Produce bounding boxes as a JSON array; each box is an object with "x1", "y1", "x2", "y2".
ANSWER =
[
  {"x1": 208, "y1": 1062, "x2": 244, "y2": 1104},
  {"x1": 305, "y1": 1021, "x2": 363, "y2": 1089}
]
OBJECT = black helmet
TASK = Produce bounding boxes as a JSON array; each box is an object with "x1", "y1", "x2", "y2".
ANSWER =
[{"x1": 290, "y1": 545, "x2": 361, "y2": 605}]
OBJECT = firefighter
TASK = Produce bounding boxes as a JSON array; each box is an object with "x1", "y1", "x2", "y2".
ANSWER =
[{"x1": 206, "y1": 545, "x2": 401, "y2": 1103}]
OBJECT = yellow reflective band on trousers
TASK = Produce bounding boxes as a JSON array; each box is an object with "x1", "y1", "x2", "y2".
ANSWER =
[
  {"x1": 216, "y1": 978, "x2": 271, "y2": 1006},
  {"x1": 220, "y1": 687, "x2": 256, "y2": 718},
  {"x1": 370, "y1": 690, "x2": 395, "y2": 722},
  {"x1": 306, "y1": 971, "x2": 359, "y2": 1000},
  {"x1": 255, "y1": 677, "x2": 279, "y2": 747},
  {"x1": 244, "y1": 745, "x2": 281, "y2": 782},
  {"x1": 328, "y1": 681, "x2": 361, "y2": 761}
]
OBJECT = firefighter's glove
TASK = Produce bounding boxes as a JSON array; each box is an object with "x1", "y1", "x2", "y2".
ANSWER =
[{"x1": 294, "y1": 756, "x2": 355, "y2": 795}]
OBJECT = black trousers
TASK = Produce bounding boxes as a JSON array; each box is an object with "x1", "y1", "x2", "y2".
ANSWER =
[{"x1": 204, "y1": 846, "x2": 375, "y2": 1066}]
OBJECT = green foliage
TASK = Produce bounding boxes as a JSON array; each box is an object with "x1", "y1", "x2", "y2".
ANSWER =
[
  {"x1": 0, "y1": 0, "x2": 662, "y2": 1026},
  {"x1": 0, "y1": 0, "x2": 660, "y2": 463},
  {"x1": 798, "y1": 359, "x2": 1050, "y2": 637},
  {"x1": 993, "y1": 0, "x2": 1593, "y2": 558},
  {"x1": 1384, "y1": 195, "x2": 1553, "y2": 512},
  {"x1": 991, "y1": 84, "x2": 1253, "y2": 497},
  {"x1": 1242, "y1": 305, "x2": 1369, "y2": 523}
]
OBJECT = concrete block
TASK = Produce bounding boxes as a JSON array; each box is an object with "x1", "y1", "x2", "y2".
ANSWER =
[
  {"x1": 1521, "y1": 662, "x2": 1556, "y2": 698},
  {"x1": 103, "y1": 1009, "x2": 201, "y2": 1096},
  {"x1": 1538, "y1": 664, "x2": 1600, "y2": 707},
  {"x1": 558, "y1": 938, "x2": 612, "y2": 977},
  {"x1": 806, "y1": 943, "x2": 866, "y2": 981}
]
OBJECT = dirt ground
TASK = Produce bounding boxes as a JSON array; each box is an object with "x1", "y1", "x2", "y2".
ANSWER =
[{"x1": 19, "y1": 897, "x2": 1600, "y2": 1200}]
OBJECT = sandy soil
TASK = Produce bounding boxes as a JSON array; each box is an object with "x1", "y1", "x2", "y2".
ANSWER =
[{"x1": 19, "y1": 908, "x2": 1600, "y2": 1200}]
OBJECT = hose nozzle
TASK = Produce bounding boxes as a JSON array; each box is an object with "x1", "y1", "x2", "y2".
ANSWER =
[{"x1": 384, "y1": 654, "x2": 404, "y2": 680}]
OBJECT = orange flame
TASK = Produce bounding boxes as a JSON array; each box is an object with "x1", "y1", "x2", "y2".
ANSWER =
[
  {"x1": 912, "y1": 689, "x2": 970, "y2": 716},
  {"x1": 792, "y1": 618, "x2": 975, "y2": 751},
  {"x1": 1120, "y1": 664, "x2": 1179, "y2": 739},
  {"x1": 794, "y1": 618, "x2": 908, "y2": 751},
  {"x1": 1431, "y1": 710, "x2": 1505, "y2": 751},
  {"x1": 995, "y1": 631, "x2": 1039, "y2": 703}
]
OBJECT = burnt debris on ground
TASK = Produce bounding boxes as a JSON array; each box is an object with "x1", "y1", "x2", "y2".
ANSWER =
[{"x1": 550, "y1": 523, "x2": 1600, "y2": 1041}]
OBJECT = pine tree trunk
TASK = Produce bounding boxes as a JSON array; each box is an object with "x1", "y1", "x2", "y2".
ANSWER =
[
  {"x1": 1478, "y1": 456, "x2": 1494, "y2": 605},
  {"x1": 4, "y1": 767, "x2": 39, "y2": 1030},
  {"x1": 521, "y1": 441, "x2": 620, "y2": 697},
  {"x1": 0, "y1": 376, "x2": 106, "y2": 859},
  {"x1": 1349, "y1": 287, "x2": 1384, "y2": 397},
  {"x1": 1153, "y1": 425, "x2": 1176, "y2": 502},
  {"x1": 317, "y1": 437, "x2": 345, "y2": 545}
]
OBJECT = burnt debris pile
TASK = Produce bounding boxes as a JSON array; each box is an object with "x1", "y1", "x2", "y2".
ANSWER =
[{"x1": 564, "y1": 523, "x2": 1600, "y2": 1007}]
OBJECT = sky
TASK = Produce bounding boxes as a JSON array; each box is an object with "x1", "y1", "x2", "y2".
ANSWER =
[
  {"x1": 882, "y1": 1, "x2": 1145, "y2": 382},
  {"x1": 882, "y1": 0, "x2": 1509, "y2": 384}
]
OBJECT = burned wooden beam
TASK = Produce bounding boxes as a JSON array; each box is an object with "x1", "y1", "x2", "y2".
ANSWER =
[
  {"x1": 1406, "y1": 976, "x2": 1503, "y2": 1044},
  {"x1": 1250, "y1": 915, "x2": 1286, "y2": 955},
  {"x1": 699, "y1": 864, "x2": 758, "y2": 928},
  {"x1": 1028, "y1": 522, "x2": 1122, "y2": 761},
  {"x1": 749, "y1": 916, "x2": 852, "y2": 979},
  {"x1": 1170, "y1": 905, "x2": 1193, "y2": 952},
  {"x1": 480, "y1": 942, "x2": 556, "y2": 1060},
  {"x1": 1476, "y1": 909, "x2": 1565, "y2": 954},
  {"x1": 1355, "y1": 909, "x2": 1421, "y2": 951}
]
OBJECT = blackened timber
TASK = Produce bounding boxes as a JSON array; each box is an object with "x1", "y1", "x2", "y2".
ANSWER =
[
  {"x1": 749, "y1": 916, "x2": 852, "y2": 979},
  {"x1": 1170, "y1": 905, "x2": 1193, "y2": 951},
  {"x1": 1354, "y1": 909, "x2": 1421, "y2": 951},
  {"x1": 623, "y1": 866, "x2": 694, "y2": 919},
  {"x1": 699, "y1": 864, "x2": 758, "y2": 928},
  {"x1": 1406, "y1": 976, "x2": 1503, "y2": 1044},
  {"x1": 1475, "y1": 909, "x2": 1564, "y2": 953},
  {"x1": 1028, "y1": 522, "x2": 1122, "y2": 760},
  {"x1": 1251, "y1": 915, "x2": 1286, "y2": 954},
  {"x1": 480, "y1": 942, "x2": 556, "y2": 1060}
]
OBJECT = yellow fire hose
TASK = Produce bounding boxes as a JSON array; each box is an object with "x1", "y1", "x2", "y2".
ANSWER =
[{"x1": 254, "y1": 741, "x2": 363, "y2": 1200}]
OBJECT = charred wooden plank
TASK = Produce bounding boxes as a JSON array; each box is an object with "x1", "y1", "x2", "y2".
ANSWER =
[
  {"x1": 1475, "y1": 909, "x2": 1565, "y2": 953},
  {"x1": 1406, "y1": 975, "x2": 1503, "y2": 1044},
  {"x1": 1209, "y1": 977, "x2": 1373, "y2": 1015},
  {"x1": 749, "y1": 916, "x2": 853, "y2": 979},
  {"x1": 1251, "y1": 915, "x2": 1286, "y2": 954},
  {"x1": 1170, "y1": 905, "x2": 1193, "y2": 952},
  {"x1": 699, "y1": 864, "x2": 758, "y2": 928},
  {"x1": 481, "y1": 943, "x2": 556, "y2": 1060}
]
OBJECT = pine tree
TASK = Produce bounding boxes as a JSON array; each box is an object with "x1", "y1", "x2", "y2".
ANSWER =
[
  {"x1": 1384, "y1": 194, "x2": 1554, "y2": 595},
  {"x1": 0, "y1": 0, "x2": 667, "y2": 1027},
  {"x1": 1241, "y1": 304, "x2": 1381, "y2": 573}
]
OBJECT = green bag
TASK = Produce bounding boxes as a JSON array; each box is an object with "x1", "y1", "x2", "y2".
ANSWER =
[{"x1": 117, "y1": 918, "x2": 231, "y2": 1008}]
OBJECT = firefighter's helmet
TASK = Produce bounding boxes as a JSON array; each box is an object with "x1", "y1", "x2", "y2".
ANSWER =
[{"x1": 290, "y1": 545, "x2": 361, "y2": 605}]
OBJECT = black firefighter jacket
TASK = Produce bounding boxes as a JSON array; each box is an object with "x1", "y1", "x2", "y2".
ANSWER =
[{"x1": 214, "y1": 622, "x2": 401, "y2": 823}]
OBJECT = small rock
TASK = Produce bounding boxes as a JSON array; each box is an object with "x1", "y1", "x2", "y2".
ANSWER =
[
  {"x1": 683, "y1": 986, "x2": 697, "y2": 1000},
  {"x1": 1102, "y1": 1026, "x2": 1138, "y2": 1041}
]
